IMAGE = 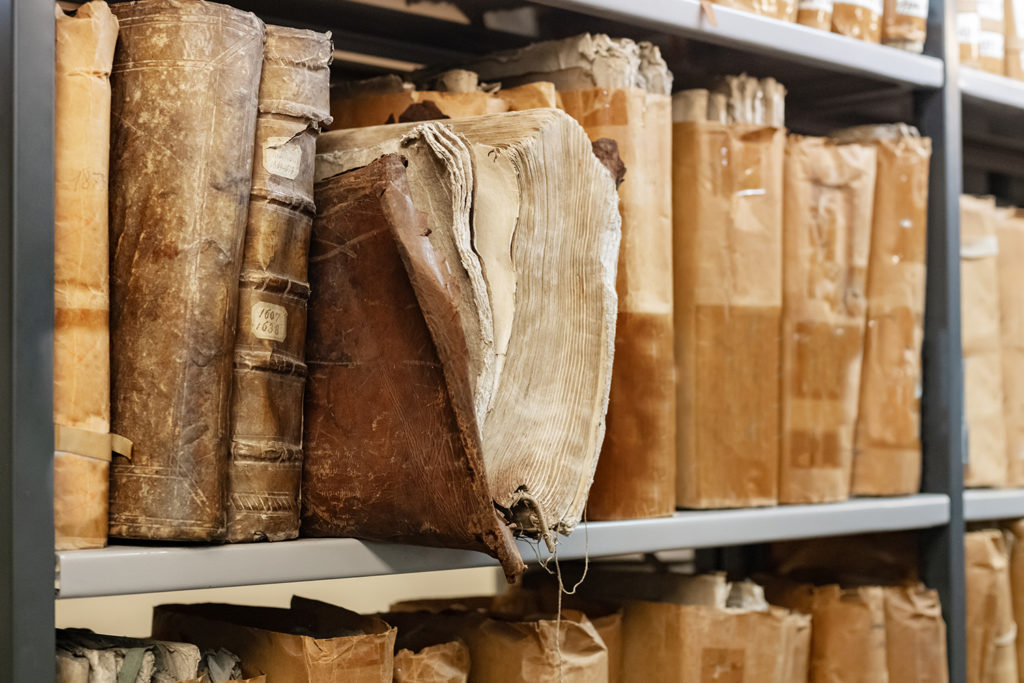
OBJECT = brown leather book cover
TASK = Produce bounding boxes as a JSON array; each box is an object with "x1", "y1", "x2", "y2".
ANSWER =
[
  {"x1": 303, "y1": 154, "x2": 522, "y2": 578},
  {"x1": 107, "y1": 0, "x2": 264, "y2": 541},
  {"x1": 226, "y1": 25, "x2": 332, "y2": 543}
]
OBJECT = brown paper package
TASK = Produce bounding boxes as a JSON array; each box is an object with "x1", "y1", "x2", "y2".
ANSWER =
[
  {"x1": 107, "y1": 0, "x2": 264, "y2": 541},
  {"x1": 765, "y1": 580, "x2": 890, "y2": 683},
  {"x1": 302, "y1": 155, "x2": 522, "y2": 578},
  {"x1": 53, "y1": 1, "x2": 118, "y2": 550},
  {"x1": 965, "y1": 530, "x2": 1018, "y2": 683},
  {"x1": 225, "y1": 25, "x2": 333, "y2": 544},
  {"x1": 833, "y1": 127, "x2": 931, "y2": 496},
  {"x1": 329, "y1": 77, "x2": 557, "y2": 129},
  {"x1": 779, "y1": 136, "x2": 876, "y2": 504},
  {"x1": 997, "y1": 210, "x2": 1024, "y2": 486},
  {"x1": 960, "y1": 0, "x2": 1007, "y2": 74},
  {"x1": 153, "y1": 598, "x2": 396, "y2": 683},
  {"x1": 798, "y1": 0, "x2": 835, "y2": 30},
  {"x1": 1007, "y1": 0, "x2": 1024, "y2": 78},
  {"x1": 393, "y1": 641, "x2": 470, "y2": 683},
  {"x1": 673, "y1": 120, "x2": 785, "y2": 508},
  {"x1": 1005, "y1": 521, "x2": 1024, "y2": 680},
  {"x1": 832, "y1": 0, "x2": 883, "y2": 40},
  {"x1": 883, "y1": 0, "x2": 929, "y2": 50},
  {"x1": 962, "y1": 195, "x2": 1008, "y2": 488},
  {"x1": 564, "y1": 87, "x2": 677, "y2": 521},
  {"x1": 883, "y1": 585, "x2": 949, "y2": 683}
]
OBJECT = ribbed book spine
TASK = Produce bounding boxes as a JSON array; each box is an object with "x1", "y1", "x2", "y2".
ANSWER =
[{"x1": 226, "y1": 25, "x2": 332, "y2": 542}]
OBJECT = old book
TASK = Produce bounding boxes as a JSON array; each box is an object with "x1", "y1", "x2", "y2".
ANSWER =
[
  {"x1": 998, "y1": 210, "x2": 1024, "y2": 486},
  {"x1": 53, "y1": 1, "x2": 118, "y2": 551},
  {"x1": 108, "y1": 0, "x2": 264, "y2": 540},
  {"x1": 225, "y1": 25, "x2": 332, "y2": 544},
  {"x1": 154, "y1": 598, "x2": 396, "y2": 683},
  {"x1": 961, "y1": 195, "x2": 1008, "y2": 488},
  {"x1": 833, "y1": 124, "x2": 931, "y2": 496},
  {"x1": 883, "y1": 584, "x2": 949, "y2": 683},
  {"x1": 779, "y1": 136, "x2": 876, "y2": 504},
  {"x1": 311, "y1": 110, "x2": 619, "y2": 577},
  {"x1": 672, "y1": 84, "x2": 785, "y2": 508},
  {"x1": 329, "y1": 71, "x2": 557, "y2": 129},
  {"x1": 966, "y1": 529, "x2": 1018, "y2": 683},
  {"x1": 464, "y1": 34, "x2": 676, "y2": 520}
]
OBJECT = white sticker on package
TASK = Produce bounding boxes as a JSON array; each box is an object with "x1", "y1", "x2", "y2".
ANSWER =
[
  {"x1": 837, "y1": 0, "x2": 883, "y2": 13},
  {"x1": 958, "y1": 13, "x2": 981, "y2": 44},
  {"x1": 897, "y1": 0, "x2": 928, "y2": 18},
  {"x1": 980, "y1": 29, "x2": 1005, "y2": 57},
  {"x1": 799, "y1": 0, "x2": 834, "y2": 12},
  {"x1": 978, "y1": 0, "x2": 1003, "y2": 20}
]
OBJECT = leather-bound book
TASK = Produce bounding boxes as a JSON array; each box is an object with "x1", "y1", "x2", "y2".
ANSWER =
[
  {"x1": 226, "y1": 26, "x2": 332, "y2": 543},
  {"x1": 312, "y1": 110, "x2": 620, "y2": 579},
  {"x1": 53, "y1": 1, "x2": 119, "y2": 550},
  {"x1": 108, "y1": 0, "x2": 264, "y2": 541}
]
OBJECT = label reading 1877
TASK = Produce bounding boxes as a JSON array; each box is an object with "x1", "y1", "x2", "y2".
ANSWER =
[{"x1": 251, "y1": 301, "x2": 287, "y2": 342}]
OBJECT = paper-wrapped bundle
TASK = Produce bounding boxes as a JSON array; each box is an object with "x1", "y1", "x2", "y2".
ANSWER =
[
  {"x1": 997, "y1": 209, "x2": 1024, "y2": 485},
  {"x1": 329, "y1": 70, "x2": 557, "y2": 128},
  {"x1": 672, "y1": 79, "x2": 786, "y2": 508},
  {"x1": 53, "y1": 1, "x2": 119, "y2": 550},
  {"x1": 959, "y1": 0, "x2": 1006, "y2": 74},
  {"x1": 310, "y1": 110, "x2": 619, "y2": 579},
  {"x1": 882, "y1": 0, "x2": 928, "y2": 51},
  {"x1": 965, "y1": 530, "x2": 1018, "y2": 683},
  {"x1": 1006, "y1": 521, "x2": 1024, "y2": 678},
  {"x1": 832, "y1": 0, "x2": 883, "y2": 41},
  {"x1": 226, "y1": 25, "x2": 333, "y2": 544},
  {"x1": 961, "y1": 195, "x2": 1007, "y2": 488},
  {"x1": 1008, "y1": 0, "x2": 1024, "y2": 79},
  {"x1": 779, "y1": 136, "x2": 876, "y2": 504},
  {"x1": 107, "y1": 0, "x2": 264, "y2": 540},
  {"x1": 798, "y1": 0, "x2": 835, "y2": 29},
  {"x1": 153, "y1": 597, "x2": 396, "y2": 683},
  {"x1": 465, "y1": 34, "x2": 677, "y2": 520},
  {"x1": 883, "y1": 584, "x2": 948, "y2": 683},
  {"x1": 393, "y1": 641, "x2": 470, "y2": 683},
  {"x1": 833, "y1": 124, "x2": 931, "y2": 496}
]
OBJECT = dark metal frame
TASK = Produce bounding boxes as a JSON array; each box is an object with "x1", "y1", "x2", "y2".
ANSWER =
[{"x1": 0, "y1": 0, "x2": 969, "y2": 680}]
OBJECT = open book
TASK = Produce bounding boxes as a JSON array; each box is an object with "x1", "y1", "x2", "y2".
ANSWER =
[{"x1": 306, "y1": 109, "x2": 620, "y2": 578}]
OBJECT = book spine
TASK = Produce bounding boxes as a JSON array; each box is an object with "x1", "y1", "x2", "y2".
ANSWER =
[
  {"x1": 226, "y1": 25, "x2": 332, "y2": 543},
  {"x1": 108, "y1": 0, "x2": 264, "y2": 541}
]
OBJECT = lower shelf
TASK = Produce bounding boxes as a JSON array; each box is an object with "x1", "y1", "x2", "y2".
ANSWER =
[
  {"x1": 964, "y1": 489, "x2": 1024, "y2": 521},
  {"x1": 55, "y1": 494, "x2": 950, "y2": 599}
]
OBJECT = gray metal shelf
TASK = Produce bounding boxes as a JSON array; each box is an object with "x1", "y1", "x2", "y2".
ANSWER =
[
  {"x1": 964, "y1": 489, "x2": 1024, "y2": 520},
  {"x1": 533, "y1": 0, "x2": 944, "y2": 86},
  {"x1": 56, "y1": 495, "x2": 950, "y2": 599},
  {"x1": 960, "y1": 66, "x2": 1024, "y2": 109}
]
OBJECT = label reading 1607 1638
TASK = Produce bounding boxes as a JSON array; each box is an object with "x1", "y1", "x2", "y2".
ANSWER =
[{"x1": 251, "y1": 301, "x2": 287, "y2": 342}]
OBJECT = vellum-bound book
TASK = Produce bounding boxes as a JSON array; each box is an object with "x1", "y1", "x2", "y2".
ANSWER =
[
  {"x1": 53, "y1": 0, "x2": 119, "y2": 550},
  {"x1": 226, "y1": 25, "x2": 333, "y2": 544},
  {"x1": 466, "y1": 34, "x2": 677, "y2": 521},
  {"x1": 108, "y1": 0, "x2": 264, "y2": 540},
  {"x1": 310, "y1": 109, "x2": 620, "y2": 579}
]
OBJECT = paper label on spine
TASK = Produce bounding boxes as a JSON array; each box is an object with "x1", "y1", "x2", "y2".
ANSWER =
[
  {"x1": 262, "y1": 136, "x2": 302, "y2": 180},
  {"x1": 897, "y1": 0, "x2": 928, "y2": 18},
  {"x1": 978, "y1": 0, "x2": 1003, "y2": 20},
  {"x1": 251, "y1": 301, "x2": 287, "y2": 342},
  {"x1": 836, "y1": 0, "x2": 882, "y2": 14},
  {"x1": 980, "y1": 29, "x2": 1005, "y2": 56},
  {"x1": 958, "y1": 13, "x2": 981, "y2": 44},
  {"x1": 799, "y1": 0, "x2": 833, "y2": 12}
]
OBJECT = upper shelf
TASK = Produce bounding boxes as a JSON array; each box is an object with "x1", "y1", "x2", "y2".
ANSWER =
[
  {"x1": 531, "y1": 0, "x2": 944, "y2": 87},
  {"x1": 56, "y1": 494, "x2": 949, "y2": 599},
  {"x1": 960, "y1": 67, "x2": 1024, "y2": 109},
  {"x1": 964, "y1": 489, "x2": 1024, "y2": 521}
]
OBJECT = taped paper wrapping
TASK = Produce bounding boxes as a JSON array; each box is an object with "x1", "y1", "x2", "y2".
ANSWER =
[
  {"x1": 961, "y1": 195, "x2": 1007, "y2": 488},
  {"x1": 563, "y1": 88, "x2": 677, "y2": 521},
  {"x1": 780, "y1": 136, "x2": 876, "y2": 504},
  {"x1": 883, "y1": 585, "x2": 949, "y2": 683},
  {"x1": 153, "y1": 598, "x2": 396, "y2": 683},
  {"x1": 965, "y1": 530, "x2": 1018, "y2": 683},
  {"x1": 833, "y1": 0, "x2": 884, "y2": 40},
  {"x1": 107, "y1": 0, "x2": 264, "y2": 541},
  {"x1": 673, "y1": 119, "x2": 785, "y2": 508},
  {"x1": 799, "y1": 0, "x2": 835, "y2": 30},
  {"x1": 1007, "y1": 0, "x2": 1024, "y2": 78},
  {"x1": 883, "y1": 0, "x2": 929, "y2": 51},
  {"x1": 960, "y1": 0, "x2": 1006, "y2": 74},
  {"x1": 998, "y1": 210, "x2": 1024, "y2": 486},
  {"x1": 53, "y1": 1, "x2": 118, "y2": 550},
  {"x1": 833, "y1": 126, "x2": 930, "y2": 496}
]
